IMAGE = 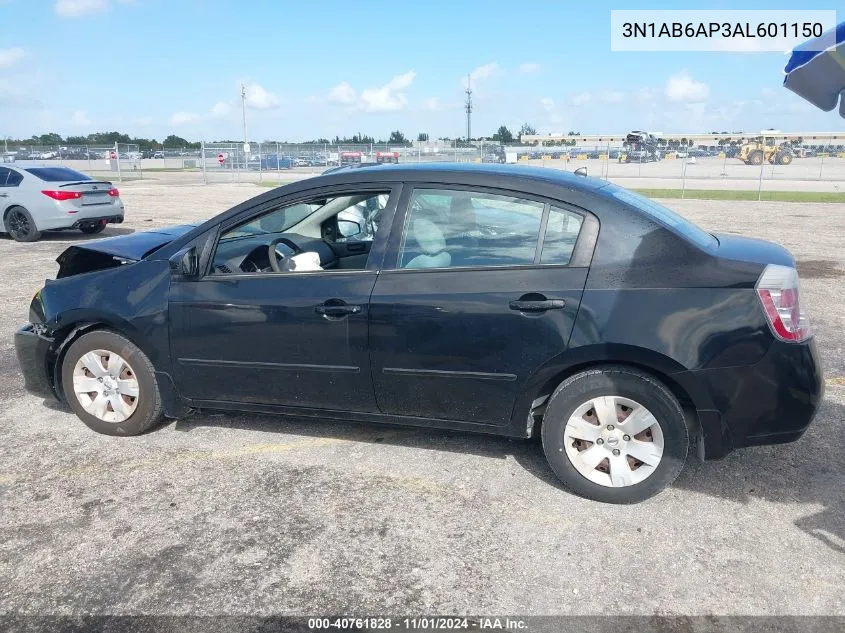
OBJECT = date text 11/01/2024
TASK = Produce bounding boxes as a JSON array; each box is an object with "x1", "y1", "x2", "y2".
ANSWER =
[
  {"x1": 307, "y1": 617, "x2": 528, "y2": 630},
  {"x1": 621, "y1": 22, "x2": 824, "y2": 39}
]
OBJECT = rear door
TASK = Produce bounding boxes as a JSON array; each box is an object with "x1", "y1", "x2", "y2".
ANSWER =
[
  {"x1": 369, "y1": 184, "x2": 597, "y2": 427},
  {"x1": 0, "y1": 166, "x2": 22, "y2": 198}
]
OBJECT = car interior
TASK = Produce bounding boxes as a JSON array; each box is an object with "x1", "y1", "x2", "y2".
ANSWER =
[
  {"x1": 210, "y1": 192, "x2": 389, "y2": 275},
  {"x1": 398, "y1": 190, "x2": 552, "y2": 269}
]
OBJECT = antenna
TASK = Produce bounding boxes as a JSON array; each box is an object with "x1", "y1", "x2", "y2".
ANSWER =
[{"x1": 465, "y1": 74, "x2": 473, "y2": 141}]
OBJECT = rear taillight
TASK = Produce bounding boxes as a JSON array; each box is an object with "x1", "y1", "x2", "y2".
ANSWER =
[
  {"x1": 756, "y1": 264, "x2": 811, "y2": 343},
  {"x1": 42, "y1": 190, "x2": 82, "y2": 201},
  {"x1": 108, "y1": 188, "x2": 119, "y2": 197}
]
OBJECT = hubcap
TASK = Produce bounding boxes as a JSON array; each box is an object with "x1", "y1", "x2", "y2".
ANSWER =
[
  {"x1": 563, "y1": 396, "x2": 664, "y2": 488},
  {"x1": 72, "y1": 349, "x2": 139, "y2": 423}
]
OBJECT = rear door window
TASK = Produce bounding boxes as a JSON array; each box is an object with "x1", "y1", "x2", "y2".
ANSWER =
[{"x1": 398, "y1": 188, "x2": 545, "y2": 269}]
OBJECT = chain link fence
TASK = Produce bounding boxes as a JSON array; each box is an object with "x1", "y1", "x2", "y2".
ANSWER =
[{"x1": 4, "y1": 138, "x2": 843, "y2": 195}]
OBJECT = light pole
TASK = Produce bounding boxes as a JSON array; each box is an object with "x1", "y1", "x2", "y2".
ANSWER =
[{"x1": 241, "y1": 84, "x2": 248, "y2": 144}]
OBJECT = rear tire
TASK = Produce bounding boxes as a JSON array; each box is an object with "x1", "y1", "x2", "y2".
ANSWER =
[
  {"x1": 541, "y1": 366, "x2": 689, "y2": 504},
  {"x1": 4, "y1": 206, "x2": 41, "y2": 242},
  {"x1": 79, "y1": 222, "x2": 106, "y2": 235},
  {"x1": 61, "y1": 330, "x2": 164, "y2": 436}
]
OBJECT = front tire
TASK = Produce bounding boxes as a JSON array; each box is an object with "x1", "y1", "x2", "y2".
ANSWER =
[
  {"x1": 747, "y1": 150, "x2": 764, "y2": 166},
  {"x1": 61, "y1": 330, "x2": 164, "y2": 436},
  {"x1": 4, "y1": 206, "x2": 41, "y2": 242},
  {"x1": 541, "y1": 366, "x2": 689, "y2": 504}
]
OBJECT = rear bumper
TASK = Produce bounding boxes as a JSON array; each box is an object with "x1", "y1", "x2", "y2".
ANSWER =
[
  {"x1": 684, "y1": 338, "x2": 824, "y2": 459},
  {"x1": 38, "y1": 199, "x2": 125, "y2": 231},
  {"x1": 67, "y1": 215, "x2": 124, "y2": 229},
  {"x1": 13, "y1": 324, "x2": 57, "y2": 400}
]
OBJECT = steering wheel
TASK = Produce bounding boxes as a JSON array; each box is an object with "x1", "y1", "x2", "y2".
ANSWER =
[{"x1": 267, "y1": 236, "x2": 305, "y2": 272}]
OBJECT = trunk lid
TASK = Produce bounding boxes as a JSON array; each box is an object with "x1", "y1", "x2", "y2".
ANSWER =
[
  {"x1": 712, "y1": 233, "x2": 795, "y2": 268},
  {"x1": 58, "y1": 181, "x2": 116, "y2": 206}
]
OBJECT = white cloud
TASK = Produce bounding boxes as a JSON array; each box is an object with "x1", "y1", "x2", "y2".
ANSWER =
[
  {"x1": 0, "y1": 77, "x2": 40, "y2": 107},
  {"x1": 71, "y1": 109, "x2": 90, "y2": 125},
  {"x1": 243, "y1": 82, "x2": 280, "y2": 110},
  {"x1": 424, "y1": 97, "x2": 442, "y2": 111},
  {"x1": 210, "y1": 101, "x2": 231, "y2": 117},
  {"x1": 169, "y1": 111, "x2": 199, "y2": 125},
  {"x1": 359, "y1": 71, "x2": 416, "y2": 112},
  {"x1": 539, "y1": 98, "x2": 563, "y2": 125},
  {"x1": 601, "y1": 91, "x2": 625, "y2": 103},
  {"x1": 468, "y1": 62, "x2": 498, "y2": 89},
  {"x1": 0, "y1": 48, "x2": 25, "y2": 68},
  {"x1": 570, "y1": 92, "x2": 592, "y2": 106},
  {"x1": 328, "y1": 81, "x2": 356, "y2": 105},
  {"x1": 519, "y1": 62, "x2": 540, "y2": 74},
  {"x1": 54, "y1": 0, "x2": 132, "y2": 17},
  {"x1": 55, "y1": 0, "x2": 107, "y2": 16},
  {"x1": 665, "y1": 71, "x2": 710, "y2": 103}
]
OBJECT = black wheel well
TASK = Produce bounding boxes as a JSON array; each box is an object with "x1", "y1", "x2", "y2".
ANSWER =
[
  {"x1": 3, "y1": 205, "x2": 23, "y2": 222},
  {"x1": 51, "y1": 322, "x2": 146, "y2": 402},
  {"x1": 530, "y1": 361, "x2": 700, "y2": 441}
]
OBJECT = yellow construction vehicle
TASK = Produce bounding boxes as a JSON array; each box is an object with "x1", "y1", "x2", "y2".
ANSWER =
[{"x1": 738, "y1": 139, "x2": 794, "y2": 166}]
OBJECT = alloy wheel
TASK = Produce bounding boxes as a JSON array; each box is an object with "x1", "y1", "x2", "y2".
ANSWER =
[
  {"x1": 563, "y1": 395, "x2": 664, "y2": 488},
  {"x1": 72, "y1": 349, "x2": 140, "y2": 423},
  {"x1": 8, "y1": 210, "x2": 30, "y2": 240}
]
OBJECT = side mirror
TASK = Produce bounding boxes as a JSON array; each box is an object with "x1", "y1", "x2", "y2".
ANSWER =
[
  {"x1": 574, "y1": 167, "x2": 588, "y2": 177},
  {"x1": 169, "y1": 246, "x2": 199, "y2": 279},
  {"x1": 337, "y1": 219, "x2": 362, "y2": 238}
]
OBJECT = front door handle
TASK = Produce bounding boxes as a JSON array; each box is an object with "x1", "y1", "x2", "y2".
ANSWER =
[
  {"x1": 0, "y1": 193, "x2": 7, "y2": 198},
  {"x1": 509, "y1": 299, "x2": 566, "y2": 312},
  {"x1": 315, "y1": 303, "x2": 362, "y2": 318}
]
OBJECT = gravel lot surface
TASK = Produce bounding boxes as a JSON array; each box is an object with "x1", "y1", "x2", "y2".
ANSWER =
[{"x1": 0, "y1": 179, "x2": 843, "y2": 616}]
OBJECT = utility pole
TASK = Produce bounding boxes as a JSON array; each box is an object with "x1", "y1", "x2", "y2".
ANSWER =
[
  {"x1": 465, "y1": 74, "x2": 472, "y2": 142},
  {"x1": 241, "y1": 83, "x2": 248, "y2": 147}
]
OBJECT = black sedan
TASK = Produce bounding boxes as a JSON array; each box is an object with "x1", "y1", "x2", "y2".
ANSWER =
[{"x1": 14, "y1": 164, "x2": 823, "y2": 503}]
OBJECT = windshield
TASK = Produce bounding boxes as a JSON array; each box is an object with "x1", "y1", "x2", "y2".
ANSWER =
[
  {"x1": 24, "y1": 167, "x2": 93, "y2": 182},
  {"x1": 605, "y1": 185, "x2": 715, "y2": 250},
  {"x1": 220, "y1": 202, "x2": 323, "y2": 241}
]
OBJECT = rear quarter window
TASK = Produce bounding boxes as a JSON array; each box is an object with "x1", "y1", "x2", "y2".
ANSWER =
[{"x1": 24, "y1": 167, "x2": 92, "y2": 182}]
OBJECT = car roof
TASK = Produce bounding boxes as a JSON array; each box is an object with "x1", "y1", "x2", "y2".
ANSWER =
[{"x1": 306, "y1": 162, "x2": 611, "y2": 193}]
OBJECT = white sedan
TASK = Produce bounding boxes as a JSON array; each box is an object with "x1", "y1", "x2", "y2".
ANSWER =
[{"x1": 0, "y1": 165, "x2": 125, "y2": 242}]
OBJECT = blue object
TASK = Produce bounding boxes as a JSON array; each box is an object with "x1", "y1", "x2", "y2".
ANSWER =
[{"x1": 783, "y1": 21, "x2": 845, "y2": 117}]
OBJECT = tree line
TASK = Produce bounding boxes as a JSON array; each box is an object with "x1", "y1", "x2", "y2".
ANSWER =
[{"x1": 6, "y1": 124, "x2": 549, "y2": 149}]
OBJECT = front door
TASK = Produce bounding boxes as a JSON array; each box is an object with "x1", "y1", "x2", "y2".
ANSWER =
[
  {"x1": 169, "y1": 187, "x2": 397, "y2": 411},
  {"x1": 369, "y1": 185, "x2": 592, "y2": 427}
]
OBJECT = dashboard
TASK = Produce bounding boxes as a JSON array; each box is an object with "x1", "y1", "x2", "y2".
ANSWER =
[{"x1": 211, "y1": 233, "x2": 338, "y2": 274}]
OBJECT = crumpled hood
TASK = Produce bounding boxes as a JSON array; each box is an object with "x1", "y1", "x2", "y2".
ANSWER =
[
  {"x1": 58, "y1": 224, "x2": 196, "y2": 261},
  {"x1": 55, "y1": 224, "x2": 197, "y2": 278}
]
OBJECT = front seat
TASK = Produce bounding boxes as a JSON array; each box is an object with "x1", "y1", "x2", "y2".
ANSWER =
[{"x1": 404, "y1": 218, "x2": 451, "y2": 269}]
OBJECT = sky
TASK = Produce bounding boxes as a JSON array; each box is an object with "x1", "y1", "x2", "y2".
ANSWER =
[{"x1": 0, "y1": 0, "x2": 841, "y2": 142}]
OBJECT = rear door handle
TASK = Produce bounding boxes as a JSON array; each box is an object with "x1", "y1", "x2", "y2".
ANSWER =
[
  {"x1": 0, "y1": 193, "x2": 7, "y2": 197},
  {"x1": 315, "y1": 303, "x2": 362, "y2": 317},
  {"x1": 509, "y1": 299, "x2": 566, "y2": 312}
]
